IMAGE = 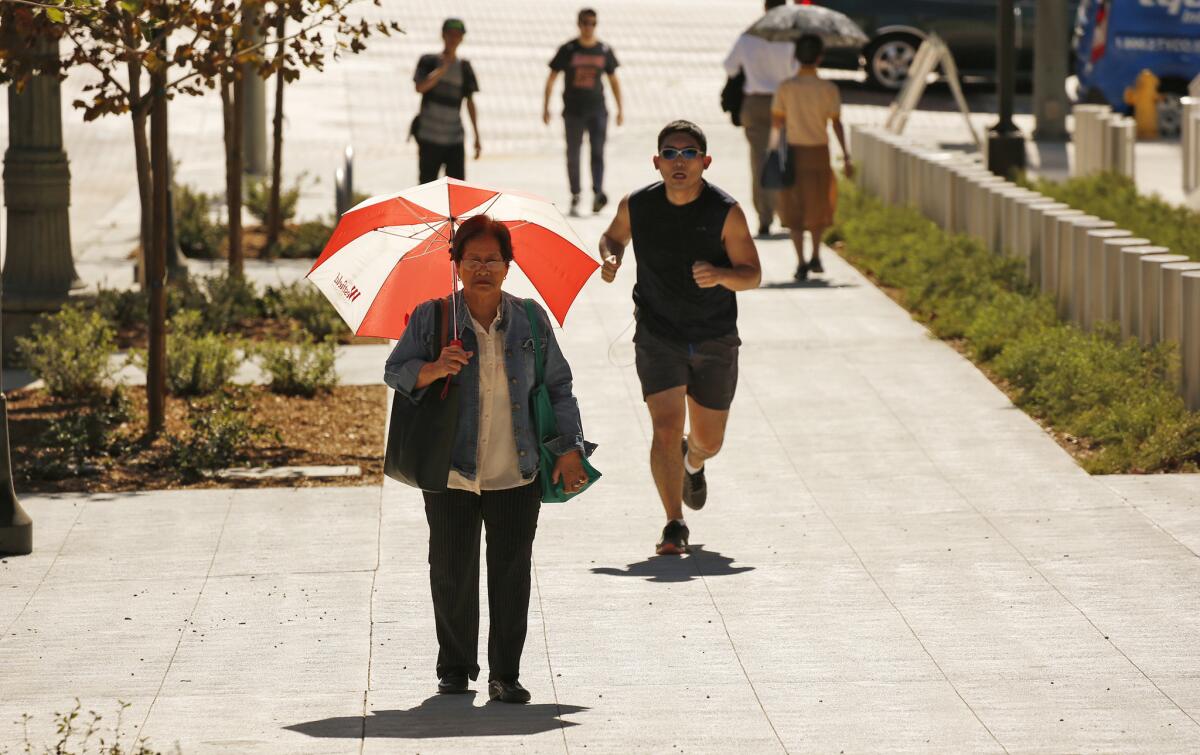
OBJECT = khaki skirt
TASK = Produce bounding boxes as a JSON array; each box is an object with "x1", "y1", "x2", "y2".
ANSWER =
[{"x1": 778, "y1": 144, "x2": 836, "y2": 231}]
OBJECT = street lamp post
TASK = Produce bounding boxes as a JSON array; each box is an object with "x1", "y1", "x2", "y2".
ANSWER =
[{"x1": 988, "y1": 0, "x2": 1027, "y2": 177}]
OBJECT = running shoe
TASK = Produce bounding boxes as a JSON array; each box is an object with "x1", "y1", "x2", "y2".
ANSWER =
[
  {"x1": 593, "y1": 192, "x2": 608, "y2": 213},
  {"x1": 807, "y1": 257, "x2": 824, "y2": 274},
  {"x1": 794, "y1": 262, "x2": 808, "y2": 281},
  {"x1": 656, "y1": 519, "x2": 690, "y2": 556},
  {"x1": 681, "y1": 438, "x2": 707, "y2": 510}
]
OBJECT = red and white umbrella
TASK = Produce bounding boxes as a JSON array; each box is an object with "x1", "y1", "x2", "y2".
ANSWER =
[{"x1": 307, "y1": 177, "x2": 599, "y2": 340}]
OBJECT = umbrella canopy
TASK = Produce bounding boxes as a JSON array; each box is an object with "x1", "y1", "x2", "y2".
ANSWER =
[
  {"x1": 307, "y1": 177, "x2": 598, "y2": 340},
  {"x1": 746, "y1": 4, "x2": 868, "y2": 48}
]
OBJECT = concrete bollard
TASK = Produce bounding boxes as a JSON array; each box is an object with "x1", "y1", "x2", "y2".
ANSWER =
[
  {"x1": 1065, "y1": 218, "x2": 1115, "y2": 324},
  {"x1": 1041, "y1": 209, "x2": 1085, "y2": 296},
  {"x1": 1084, "y1": 229, "x2": 1132, "y2": 330},
  {"x1": 1023, "y1": 201, "x2": 1070, "y2": 289},
  {"x1": 1160, "y1": 262, "x2": 1200, "y2": 354},
  {"x1": 998, "y1": 188, "x2": 1041, "y2": 257},
  {"x1": 983, "y1": 181, "x2": 1017, "y2": 254},
  {"x1": 1139, "y1": 254, "x2": 1189, "y2": 346},
  {"x1": 967, "y1": 174, "x2": 1006, "y2": 246},
  {"x1": 1120, "y1": 246, "x2": 1170, "y2": 340},
  {"x1": 1183, "y1": 272, "x2": 1200, "y2": 410},
  {"x1": 1101, "y1": 237, "x2": 1152, "y2": 327}
]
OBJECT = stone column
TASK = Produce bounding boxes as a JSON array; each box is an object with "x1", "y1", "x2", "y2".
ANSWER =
[
  {"x1": 1033, "y1": 0, "x2": 1069, "y2": 140},
  {"x1": 3, "y1": 34, "x2": 79, "y2": 358}
]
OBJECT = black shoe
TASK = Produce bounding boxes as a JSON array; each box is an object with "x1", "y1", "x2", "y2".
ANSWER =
[
  {"x1": 656, "y1": 519, "x2": 690, "y2": 556},
  {"x1": 592, "y1": 192, "x2": 608, "y2": 213},
  {"x1": 437, "y1": 672, "x2": 469, "y2": 694},
  {"x1": 488, "y1": 679, "x2": 531, "y2": 704},
  {"x1": 680, "y1": 438, "x2": 707, "y2": 511},
  {"x1": 794, "y1": 262, "x2": 809, "y2": 282},
  {"x1": 569, "y1": 194, "x2": 581, "y2": 217},
  {"x1": 807, "y1": 257, "x2": 824, "y2": 274},
  {"x1": 756, "y1": 224, "x2": 771, "y2": 239}
]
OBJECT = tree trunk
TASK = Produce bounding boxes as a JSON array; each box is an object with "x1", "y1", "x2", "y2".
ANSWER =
[
  {"x1": 221, "y1": 70, "x2": 245, "y2": 277},
  {"x1": 147, "y1": 73, "x2": 169, "y2": 438},
  {"x1": 124, "y1": 18, "x2": 152, "y2": 289},
  {"x1": 265, "y1": 13, "x2": 286, "y2": 253}
]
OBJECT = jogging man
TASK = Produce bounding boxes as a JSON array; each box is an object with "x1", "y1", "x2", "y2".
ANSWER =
[
  {"x1": 543, "y1": 8, "x2": 624, "y2": 216},
  {"x1": 413, "y1": 18, "x2": 481, "y2": 183},
  {"x1": 599, "y1": 120, "x2": 762, "y2": 555}
]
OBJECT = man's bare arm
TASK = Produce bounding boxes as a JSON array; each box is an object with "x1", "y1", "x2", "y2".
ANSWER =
[
  {"x1": 599, "y1": 195, "x2": 632, "y2": 283},
  {"x1": 694, "y1": 204, "x2": 761, "y2": 291},
  {"x1": 608, "y1": 72, "x2": 625, "y2": 126},
  {"x1": 542, "y1": 70, "x2": 560, "y2": 124}
]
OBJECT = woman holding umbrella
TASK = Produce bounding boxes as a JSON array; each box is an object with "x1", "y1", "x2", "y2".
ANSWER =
[{"x1": 383, "y1": 213, "x2": 596, "y2": 704}]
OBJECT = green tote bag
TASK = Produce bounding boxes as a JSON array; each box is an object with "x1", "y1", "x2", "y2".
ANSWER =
[{"x1": 524, "y1": 299, "x2": 600, "y2": 503}]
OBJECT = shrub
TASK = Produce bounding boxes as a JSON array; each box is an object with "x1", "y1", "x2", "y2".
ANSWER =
[
  {"x1": 16, "y1": 305, "x2": 118, "y2": 398},
  {"x1": 4, "y1": 699, "x2": 176, "y2": 755},
  {"x1": 37, "y1": 389, "x2": 132, "y2": 477},
  {"x1": 243, "y1": 174, "x2": 305, "y2": 226},
  {"x1": 254, "y1": 335, "x2": 339, "y2": 397},
  {"x1": 92, "y1": 286, "x2": 147, "y2": 331},
  {"x1": 159, "y1": 311, "x2": 240, "y2": 396},
  {"x1": 275, "y1": 219, "x2": 334, "y2": 259},
  {"x1": 832, "y1": 181, "x2": 1200, "y2": 473},
  {"x1": 262, "y1": 281, "x2": 348, "y2": 339},
  {"x1": 1027, "y1": 172, "x2": 1200, "y2": 262},
  {"x1": 174, "y1": 182, "x2": 225, "y2": 259},
  {"x1": 166, "y1": 391, "x2": 276, "y2": 481},
  {"x1": 199, "y1": 272, "x2": 262, "y2": 331}
]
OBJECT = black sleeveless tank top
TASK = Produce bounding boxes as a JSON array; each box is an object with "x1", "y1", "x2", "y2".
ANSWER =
[{"x1": 628, "y1": 180, "x2": 738, "y2": 343}]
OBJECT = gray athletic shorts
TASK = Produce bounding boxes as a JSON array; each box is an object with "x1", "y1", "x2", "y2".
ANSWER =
[{"x1": 633, "y1": 322, "x2": 740, "y2": 411}]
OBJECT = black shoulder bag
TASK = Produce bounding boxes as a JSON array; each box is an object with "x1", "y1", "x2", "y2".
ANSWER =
[
  {"x1": 721, "y1": 68, "x2": 746, "y2": 127},
  {"x1": 383, "y1": 298, "x2": 461, "y2": 491}
]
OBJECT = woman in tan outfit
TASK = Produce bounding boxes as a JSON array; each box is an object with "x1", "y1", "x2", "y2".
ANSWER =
[{"x1": 770, "y1": 34, "x2": 853, "y2": 281}]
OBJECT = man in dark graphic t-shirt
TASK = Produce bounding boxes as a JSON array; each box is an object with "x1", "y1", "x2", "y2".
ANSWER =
[
  {"x1": 413, "y1": 18, "x2": 481, "y2": 183},
  {"x1": 542, "y1": 8, "x2": 624, "y2": 216}
]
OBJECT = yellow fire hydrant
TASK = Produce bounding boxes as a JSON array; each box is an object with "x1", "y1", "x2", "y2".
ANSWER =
[{"x1": 1124, "y1": 69, "x2": 1162, "y2": 140}]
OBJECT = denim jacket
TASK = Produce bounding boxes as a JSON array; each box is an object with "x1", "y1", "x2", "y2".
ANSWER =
[{"x1": 383, "y1": 291, "x2": 597, "y2": 483}]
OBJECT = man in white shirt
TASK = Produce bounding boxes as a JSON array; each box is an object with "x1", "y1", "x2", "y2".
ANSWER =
[{"x1": 723, "y1": 0, "x2": 798, "y2": 238}]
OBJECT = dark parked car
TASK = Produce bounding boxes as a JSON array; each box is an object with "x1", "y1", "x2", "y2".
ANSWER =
[{"x1": 818, "y1": 0, "x2": 1068, "y2": 90}]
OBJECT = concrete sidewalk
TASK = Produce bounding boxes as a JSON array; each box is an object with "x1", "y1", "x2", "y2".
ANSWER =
[{"x1": 5, "y1": 241, "x2": 1200, "y2": 752}]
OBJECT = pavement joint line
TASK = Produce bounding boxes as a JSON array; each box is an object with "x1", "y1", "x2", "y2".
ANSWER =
[
  {"x1": 741, "y1": 355, "x2": 1011, "y2": 755},
  {"x1": 136, "y1": 492, "x2": 235, "y2": 740},
  {"x1": 207, "y1": 567, "x2": 380, "y2": 580},
  {"x1": 0, "y1": 503, "x2": 85, "y2": 644},
  {"x1": 531, "y1": 553, "x2": 570, "y2": 754},
  {"x1": 841, "y1": 326, "x2": 1200, "y2": 735},
  {"x1": 1096, "y1": 478, "x2": 1200, "y2": 561},
  {"x1": 693, "y1": 552, "x2": 790, "y2": 754},
  {"x1": 360, "y1": 470, "x2": 385, "y2": 752}
]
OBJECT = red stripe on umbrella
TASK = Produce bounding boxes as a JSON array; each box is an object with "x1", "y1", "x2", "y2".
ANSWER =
[
  {"x1": 507, "y1": 221, "x2": 597, "y2": 326},
  {"x1": 356, "y1": 224, "x2": 453, "y2": 339},
  {"x1": 309, "y1": 195, "x2": 446, "y2": 274}
]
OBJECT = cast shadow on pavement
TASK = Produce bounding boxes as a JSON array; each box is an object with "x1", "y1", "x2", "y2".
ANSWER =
[
  {"x1": 285, "y1": 692, "x2": 588, "y2": 739},
  {"x1": 759, "y1": 279, "x2": 856, "y2": 290},
  {"x1": 590, "y1": 544, "x2": 755, "y2": 583}
]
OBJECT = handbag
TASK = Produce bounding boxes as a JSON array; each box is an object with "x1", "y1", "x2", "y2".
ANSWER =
[
  {"x1": 383, "y1": 298, "x2": 461, "y2": 491},
  {"x1": 721, "y1": 69, "x2": 746, "y2": 127},
  {"x1": 760, "y1": 142, "x2": 794, "y2": 190},
  {"x1": 524, "y1": 299, "x2": 600, "y2": 503}
]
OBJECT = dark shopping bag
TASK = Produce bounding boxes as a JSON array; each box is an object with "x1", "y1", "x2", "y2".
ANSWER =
[
  {"x1": 760, "y1": 143, "x2": 793, "y2": 190},
  {"x1": 524, "y1": 299, "x2": 600, "y2": 503},
  {"x1": 384, "y1": 298, "x2": 461, "y2": 491}
]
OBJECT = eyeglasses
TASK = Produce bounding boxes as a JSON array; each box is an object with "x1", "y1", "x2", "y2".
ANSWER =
[
  {"x1": 460, "y1": 259, "x2": 506, "y2": 272},
  {"x1": 659, "y1": 147, "x2": 704, "y2": 160}
]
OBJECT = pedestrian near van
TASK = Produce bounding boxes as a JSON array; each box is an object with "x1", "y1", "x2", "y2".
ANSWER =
[
  {"x1": 383, "y1": 215, "x2": 595, "y2": 703},
  {"x1": 769, "y1": 34, "x2": 853, "y2": 281},
  {"x1": 599, "y1": 120, "x2": 761, "y2": 556},
  {"x1": 542, "y1": 7, "x2": 624, "y2": 217},
  {"x1": 413, "y1": 18, "x2": 481, "y2": 183},
  {"x1": 723, "y1": 0, "x2": 798, "y2": 238}
]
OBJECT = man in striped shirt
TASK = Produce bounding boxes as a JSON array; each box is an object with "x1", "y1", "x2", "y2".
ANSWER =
[{"x1": 413, "y1": 18, "x2": 482, "y2": 183}]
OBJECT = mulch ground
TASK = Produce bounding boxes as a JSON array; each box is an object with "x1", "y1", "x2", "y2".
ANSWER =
[{"x1": 7, "y1": 384, "x2": 386, "y2": 494}]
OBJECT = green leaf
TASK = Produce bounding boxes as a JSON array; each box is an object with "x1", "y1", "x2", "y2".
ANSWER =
[{"x1": 45, "y1": 7, "x2": 65, "y2": 23}]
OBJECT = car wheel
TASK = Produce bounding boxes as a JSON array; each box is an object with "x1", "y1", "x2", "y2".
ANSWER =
[
  {"x1": 1157, "y1": 93, "x2": 1182, "y2": 139},
  {"x1": 865, "y1": 34, "x2": 922, "y2": 91}
]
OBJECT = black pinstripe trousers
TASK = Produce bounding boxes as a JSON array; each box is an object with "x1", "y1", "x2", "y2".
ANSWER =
[{"x1": 422, "y1": 479, "x2": 541, "y2": 682}]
